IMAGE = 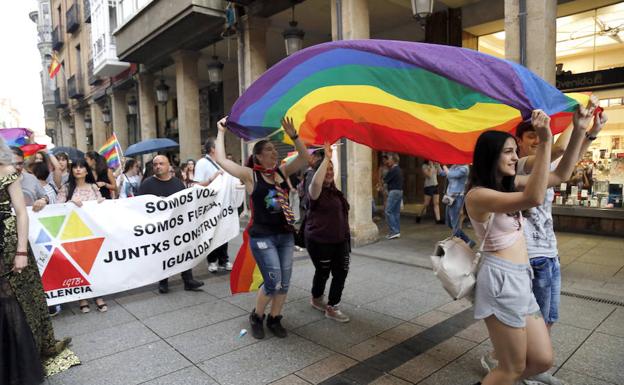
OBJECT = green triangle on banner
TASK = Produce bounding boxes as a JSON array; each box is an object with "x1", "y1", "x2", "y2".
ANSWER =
[{"x1": 38, "y1": 215, "x2": 66, "y2": 238}]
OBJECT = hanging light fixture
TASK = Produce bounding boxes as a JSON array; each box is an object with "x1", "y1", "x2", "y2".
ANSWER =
[
  {"x1": 282, "y1": 5, "x2": 304, "y2": 56},
  {"x1": 155, "y1": 72, "x2": 170, "y2": 104},
  {"x1": 411, "y1": 0, "x2": 434, "y2": 20},
  {"x1": 207, "y1": 44, "x2": 224, "y2": 85},
  {"x1": 102, "y1": 105, "x2": 112, "y2": 124},
  {"x1": 127, "y1": 95, "x2": 138, "y2": 115},
  {"x1": 84, "y1": 114, "x2": 92, "y2": 130}
]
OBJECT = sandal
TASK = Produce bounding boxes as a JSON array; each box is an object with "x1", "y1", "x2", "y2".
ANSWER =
[
  {"x1": 79, "y1": 302, "x2": 90, "y2": 314},
  {"x1": 95, "y1": 299, "x2": 108, "y2": 313}
]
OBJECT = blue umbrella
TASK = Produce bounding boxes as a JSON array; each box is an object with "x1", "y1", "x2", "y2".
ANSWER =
[
  {"x1": 125, "y1": 138, "x2": 179, "y2": 157},
  {"x1": 51, "y1": 146, "x2": 85, "y2": 161}
]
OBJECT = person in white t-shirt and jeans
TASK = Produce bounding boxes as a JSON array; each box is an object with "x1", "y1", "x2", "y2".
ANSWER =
[{"x1": 194, "y1": 138, "x2": 231, "y2": 272}]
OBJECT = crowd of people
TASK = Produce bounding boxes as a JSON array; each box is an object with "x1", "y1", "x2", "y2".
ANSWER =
[{"x1": 0, "y1": 94, "x2": 608, "y2": 385}]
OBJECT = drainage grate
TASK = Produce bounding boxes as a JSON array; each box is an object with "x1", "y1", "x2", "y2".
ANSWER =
[{"x1": 561, "y1": 291, "x2": 624, "y2": 307}]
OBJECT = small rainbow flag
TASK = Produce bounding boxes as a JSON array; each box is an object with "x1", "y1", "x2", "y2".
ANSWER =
[
  {"x1": 20, "y1": 143, "x2": 47, "y2": 159},
  {"x1": 0, "y1": 128, "x2": 32, "y2": 147},
  {"x1": 98, "y1": 133, "x2": 122, "y2": 170}
]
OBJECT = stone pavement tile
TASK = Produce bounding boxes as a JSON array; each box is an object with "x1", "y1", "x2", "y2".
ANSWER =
[
  {"x1": 418, "y1": 360, "x2": 483, "y2": 385},
  {"x1": 363, "y1": 288, "x2": 451, "y2": 321},
  {"x1": 281, "y1": 297, "x2": 327, "y2": 330},
  {"x1": 293, "y1": 304, "x2": 403, "y2": 351},
  {"x1": 597, "y1": 307, "x2": 624, "y2": 338},
  {"x1": 68, "y1": 320, "x2": 160, "y2": 362},
  {"x1": 410, "y1": 310, "x2": 453, "y2": 328},
  {"x1": 51, "y1": 300, "x2": 136, "y2": 338},
  {"x1": 455, "y1": 320, "x2": 489, "y2": 343},
  {"x1": 48, "y1": 341, "x2": 191, "y2": 385},
  {"x1": 199, "y1": 334, "x2": 331, "y2": 385},
  {"x1": 270, "y1": 374, "x2": 312, "y2": 385},
  {"x1": 550, "y1": 323, "x2": 593, "y2": 366},
  {"x1": 114, "y1": 288, "x2": 217, "y2": 319},
  {"x1": 577, "y1": 249, "x2": 624, "y2": 267},
  {"x1": 390, "y1": 353, "x2": 448, "y2": 384},
  {"x1": 340, "y1": 336, "x2": 395, "y2": 361},
  {"x1": 295, "y1": 353, "x2": 357, "y2": 384},
  {"x1": 224, "y1": 285, "x2": 310, "y2": 311},
  {"x1": 166, "y1": 315, "x2": 264, "y2": 363},
  {"x1": 554, "y1": 368, "x2": 618, "y2": 385},
  {"x1": 562, "y1": 261, "x2": 621, "y2": 281},
  {"x1": 142, "y1": 298, "x2": 246, "y2": 338},
  {"x1": 558, "y1": 296, "x2": 616, "y2": 330},
  {"x1": 141, "y1": 366, "x2": 218, "y2": 385},
  {"x1": 369, "y1": 374, "x2": 413, "y2": 385},
  {"x1": 378, "y1": 322, "x2": 426, "y2": 344},
  {"x1": 436, "y1": 298, "x2": 473, "y2": 315},
  {"x1": 425, "y1": 336, "x2": 476, "y2": 363},
  {"x1": 289, "y1": 262, "x2": 319, "y2": 288},
  {"x1": 199, "y1": 275, "x2": 233, "y2": 299},
  {"x1": 562, "y1": 332, "x2": 624, "y2": 385},
  {"x1": 341, "y1": 278, "x2": 406, "y2": 306}
]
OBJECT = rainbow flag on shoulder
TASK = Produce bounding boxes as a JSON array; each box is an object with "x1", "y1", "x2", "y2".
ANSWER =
[{"x1": 99, "y1": 133, "x2": 122, "y2": 170}]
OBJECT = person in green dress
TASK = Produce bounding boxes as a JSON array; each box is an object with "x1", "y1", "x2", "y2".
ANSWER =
[{"x1": 0, "y1": 137, "x2": 77, "y2": 384}]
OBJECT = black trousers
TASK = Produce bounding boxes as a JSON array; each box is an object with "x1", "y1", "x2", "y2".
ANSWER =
[
  {"x1": 207, "y1": 243, "x2": 229, "y2": 265},
  {"x1": 160, "y1": 269, "x2": 193, "y2": 285},
  {"x1": 306, "y1": 238, "x2": 350, "y2": 306}
]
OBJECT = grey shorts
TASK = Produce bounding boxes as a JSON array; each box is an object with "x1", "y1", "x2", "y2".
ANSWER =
[{"x1": 474, "y1": 254, "x2": 540, "y2": 328}]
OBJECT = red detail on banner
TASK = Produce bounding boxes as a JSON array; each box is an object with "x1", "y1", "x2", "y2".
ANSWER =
[
  {"x1": 62, "y1": 237, "x2": 105, "y2": 274},
  {"x1": 42, "y1": 248, "x2": 90, "y2": 292}
]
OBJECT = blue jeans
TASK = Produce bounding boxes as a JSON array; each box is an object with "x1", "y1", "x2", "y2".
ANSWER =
[
  {"x1": 445, "y1": 194, "x2": 473, "y2": 245},
  {"x1": 250, "y1": 233, "x2": 294, "y2": 296},
  {"x1": 385, "y1": 190, "x2": 402, "y2": 235},
  {"x1": 530, "y1": 256, "x2": 561, "y2": 324}
]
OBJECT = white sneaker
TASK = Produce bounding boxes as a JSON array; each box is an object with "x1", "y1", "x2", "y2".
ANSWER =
[
  {"x1": 325, "y1": 305, "x2": 350, "y2": 323},
  {"x1": 386, "y1": 233, "x2": 400, "y2": 240},
  {"x1": 524, "y1": 372, "x2": 568, "y2": 385},
  {"x1": 224, "y1": 262, "x2": 233, "y2": 271},
  {"x1": 480, "y1": 352, "x2": 498, "y2": 373},
  {"x1": 208, "y1": 262, "x2": 218, "y2": 273}
]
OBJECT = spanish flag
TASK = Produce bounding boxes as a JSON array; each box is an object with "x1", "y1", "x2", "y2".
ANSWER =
[{"x1": 48, "y1": 51, "x2": 61, "y2": 79}]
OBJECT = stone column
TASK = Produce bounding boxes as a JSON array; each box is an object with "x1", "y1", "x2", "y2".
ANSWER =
[
  {"x1": 173, "y1": 50, "x2": 202, "y2": 161},
  {"x1": 59, "y1": 115, "x2": 72, "y2": 147},
  {"x1": 111, "y1": 89, "x2": 129, "y2": 152},
  {"x1": 90, "y1": 102, "x2": 107, "y2": 151},
  {"x1": 504, "y1": 0, "x2": 557, "y2": 84},
  {"x1": 331, "y1": 0, "x2": 378, "y2": 246},
  {"x1": 74, "y1": 110, "x2": 87, "y2": 152},
  {"x1": 137, "y1": 72, "x2": 157, "y2": 141}
]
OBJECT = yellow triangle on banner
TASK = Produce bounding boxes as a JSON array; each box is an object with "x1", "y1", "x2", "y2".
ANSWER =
[{"x1": 60, "y1": 211, "x2": 93, "y2": 240}]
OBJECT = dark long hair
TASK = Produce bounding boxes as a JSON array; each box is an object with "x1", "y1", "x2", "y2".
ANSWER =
[
  {"x1": 245, "y1": 139, "x2": 270, "y2": 168},
  {"x1": 123, "y1": 158, "x2": 137, "y2": 173},
  {"x1": 468, "y1": 131, "x2": 517, "y2": 193},
  {"x1": 66, "y1": 158, "x2": 96, "y2": 200},
  {"x1": 86, "y1": 151, "x2": 108, "y2": 176}
]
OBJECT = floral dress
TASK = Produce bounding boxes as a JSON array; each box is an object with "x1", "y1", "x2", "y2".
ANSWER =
[{"x1": 0, "y1": 172, "x2": 79, "y2": 384}]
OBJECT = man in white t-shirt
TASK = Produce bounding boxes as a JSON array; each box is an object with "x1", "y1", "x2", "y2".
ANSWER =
[{"x1": 194, "y1": 138, "x2": 231, "y2": 273}]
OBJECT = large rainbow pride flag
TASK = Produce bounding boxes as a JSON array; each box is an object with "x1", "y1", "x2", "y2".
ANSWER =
[
  {"x1": 0, "y1": 128, "x2": 32, "y2": 147},
  {"x1": 227, "y1": 40, "x2": 588, "y2": 164}
]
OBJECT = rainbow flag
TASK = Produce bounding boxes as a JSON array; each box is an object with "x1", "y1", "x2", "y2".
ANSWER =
[
  {"x1": 0, "y1": 128, "x2": 32, "y2": 147},
  {"x1": 227, "y1": 40, "x2": 588, "y2": 164},
  {"x1": 98, "y1": 133, "x2": 122, "y2": 170},
  {"x1": 230, "y1": 224, "x2": 264, "y2": 294},
  {"x1": 20, "y1": 143, "x2": 47, "y2": 159}
]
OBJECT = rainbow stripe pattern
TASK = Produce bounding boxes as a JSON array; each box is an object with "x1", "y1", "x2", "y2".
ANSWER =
[
  {"x1": 98, "y1": 133, "x2": 121, "y2": 170},
  {"x1": 227, "y1": 40, "x2": 588, "y2": 164},
  {"x1": 0, "y1": 128, "x2": 32, "y2": 147},
  {"x1": 230, "y1": 223, "x2": 264, "y2": 294}
]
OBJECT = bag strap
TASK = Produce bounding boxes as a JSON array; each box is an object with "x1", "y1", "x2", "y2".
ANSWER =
[
  {"x1": 477, "y1": 213, "x2": 495, "y2": 252},
  {"x1": 205, "y1": 155, "x2": 222, "y2": 171}
]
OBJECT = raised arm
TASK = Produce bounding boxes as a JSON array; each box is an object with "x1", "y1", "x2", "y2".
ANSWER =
[
  {"x1": 47, "y1": 151, "x2": 63, "y2": 188},
  {"x1": 281, "y1": 117, "x2": 310, "y2": 177},
  {"x1": 308, "y1": 143, "x2": 332, "y2": 201},
  {"x1": 215, "y1": 117, "x2": 253, "y2": 188}
]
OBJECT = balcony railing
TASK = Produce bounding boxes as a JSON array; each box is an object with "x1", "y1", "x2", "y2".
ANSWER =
[
  {"x1": 87, "y1": 59, "x2": 101, "y2": 85},
  {"x1": 66, "y1": 3, "x2": 80, "y2": 33},
  {"x1": 54, "y1": 88, "x2": 68, "y2": 108},
  {"x1": 67, "y1": 74, "x2": 84, "y2": 99},
  {"x1": 84, "y1": 0, "x2": 91, "y2": 23},
  {"x1": 52, "y1": 26, "x2": 63, "y2": 50}
]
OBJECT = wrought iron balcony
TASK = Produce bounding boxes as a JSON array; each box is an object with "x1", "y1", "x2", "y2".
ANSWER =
[
  {"x1": 66, "y1": 2, "x2": 80, "y2": 33},
  {"x1": 84, "y1": 0, "x2": 91, "y2": 23},
  {"x1": 54, "y1": 88, "x2": 68, "y2": 108},
  {"x1": 67, "y1": 74, "x2": 84, "y2": 99},
  {"x1": 52, "y1": 26, "x2": 63, "y2": 50}
]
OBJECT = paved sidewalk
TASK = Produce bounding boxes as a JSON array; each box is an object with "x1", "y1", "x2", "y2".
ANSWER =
[{"x1": 45, "y1": 227, "x2": 623, "y2": 385}]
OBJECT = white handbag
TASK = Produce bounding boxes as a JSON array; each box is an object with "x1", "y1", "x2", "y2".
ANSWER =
[{"x1": 430, "y1": 215, "x2": 493, "y2": 301}]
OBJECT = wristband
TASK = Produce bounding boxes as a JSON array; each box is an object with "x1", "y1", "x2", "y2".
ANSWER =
[
  {"x1": 585, "y1": 132, "x2": 597, "y2": 141},
  {"x1": 15, "y1": 251, "x2": 27, "y2": 256}
]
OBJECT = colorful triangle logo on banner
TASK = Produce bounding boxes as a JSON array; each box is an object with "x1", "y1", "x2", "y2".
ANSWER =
[
  {"x1": 44, "y1": 245, "x2": 52, "y2": 252},
  {"x1": 38, "y1": 215, "x2": 66, "y2": 238},
  {"x1": 35, "y1": 229, "x2": 52, "y2": 244},
  {"x1": 60, "y1": 211, "x2": 93, "y2": 240},
  {"x1": 62, "y1": 237, "x2": 105, "y2": 274},
  {"x1": 41, "y1": 248, "x2": 90, "y2": 292}
]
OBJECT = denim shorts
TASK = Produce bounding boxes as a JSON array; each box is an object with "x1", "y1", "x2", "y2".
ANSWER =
[
  {"x1": 249, "y1": 233, "x2": 294, "y2": 296},
  {"x1": 474, "y1": 254, "x2": 540, "y2": 328},
  {"x1": 530, "y1": 256, "x2": 561, "y2": 324}
]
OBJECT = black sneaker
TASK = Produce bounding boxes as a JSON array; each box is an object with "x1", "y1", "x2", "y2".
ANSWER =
[
  {"x1": 249, "y1": 310, "x2": 265, "y2": 339},
  {"x1": 266, "y1": 314, "x2": 288, "y2": 338},
  {"x1": 158, "y1": 281, "x2": 169, "y2": 294},
  {"x1": 415, "y1": 216, "x2": 421, "y2": 224},
  {"x1": 183, "y1": 279, "x2": 205, "y2": 291}
]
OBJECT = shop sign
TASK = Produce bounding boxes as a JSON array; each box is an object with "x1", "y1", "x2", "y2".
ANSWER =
[{"x1": 556, "y1": 67, "x2": 624, "y2": 91}]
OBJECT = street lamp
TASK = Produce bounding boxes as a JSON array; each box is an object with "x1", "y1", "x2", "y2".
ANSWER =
[
  {"x1": 127, "y1": 95, "x2": 138, "y2": 115},
  {"x1": 156, "y1": 78, "x2": 170, "y2": 104},
  {"x1": 283, "y1": 5, "x2": 304, "y2": 56},
  {"x1": 207, "y1": 45, "x2": 224, "y2": 85},
  {"x1": 84, "y1": 114, "x2": 92, "y2": 130},
  {"x1": 102, "y1": 105, "x2": 111, "y2": 124},
  {"x1": 411, "y1": 0, "x2": 434, "y2": 20}
]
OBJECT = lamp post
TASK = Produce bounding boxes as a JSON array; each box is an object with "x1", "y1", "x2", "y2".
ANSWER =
[
  {"x1": 84, "y1": 114, "x2": 92, "y2": 130},
  {"x1": 283, "y1": 5, "x2": 305, "y2": 56},
  {"x1": 102, "y1": 105, "x2": 111, "y2": 124},
  {"x1": 411, "y1": 0, "x2": 434, "y2": 25},
  {"x1": 207, "y1": 45, "x2": 224, "y2": 85},
  {"x1": 156, "y1": 78, "x2": 169, "y2": 105},
  {"x1": 127, "y1": 95, "x2": 138, "y2": 115}
]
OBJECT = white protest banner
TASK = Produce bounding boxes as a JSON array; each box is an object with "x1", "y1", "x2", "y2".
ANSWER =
[{"x1": 27, "y1": 174, "x2": 242, "y2": 305}]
